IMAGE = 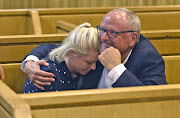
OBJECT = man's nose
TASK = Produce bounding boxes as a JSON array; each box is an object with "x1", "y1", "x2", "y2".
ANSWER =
[{"x1": 100, "y1": 32, "x2": 110, "y2": 41}]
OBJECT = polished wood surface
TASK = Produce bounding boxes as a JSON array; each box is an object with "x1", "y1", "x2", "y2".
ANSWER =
[
  {"x1": 56, "y1": 21, "x2": 77, "y2": 33},
  {"x1": 1, "y1": 5, "x2": 180, "y2": 118},
  {"x1": 1, "y1": 6, "x2": 180, "y2": 35},
  {"x1": 164, "y1": 56, "x2": 180, "y2": 84},
  {"x1": 2, "y1": 78, "x2": 180, "y2": 118},
  {"x1": 30, "y1": 10, "x2": 42, "y2": 35},
  {"x1": 1, "y1": 55, "x2": 180, "y2": 93},
  {"x1": 1, "y1": 0, "x2": 180, "y2": 9},
  {"x1": 0, "y1": 32, "x2": 180, "y2": 63},
  {"x1": 20, "y1": 84, "x2": 180, "y2": 118},
  {"x1": 0, "y1": 81, "x2": 31, "y2": 118},
  {"x1": 0, "y1": 34, "x2": 66, "y2": 63},
  {"x1": 1, "y1": 63, "x2": 26, "y2": 93}
]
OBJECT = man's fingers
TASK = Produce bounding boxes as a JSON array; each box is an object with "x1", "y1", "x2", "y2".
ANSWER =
[
  {"x1": 36, "y1": 60, "x2": 49, "y2": 66},
  {"x1": 33, "y1": 83, "x2": 45, "y2": 90},
  {"x1": 34, "y1": 79, "x2": 52, "y2": 86},
  {"x1": 37, "y1": 70, "x2": 55, "y2": 78},
  {"x1": 32, "y1": 78, "x2": 53, "y2": 90},
  {"x1": 34, "y1": 74, "x2": 55, "y2": 83}
]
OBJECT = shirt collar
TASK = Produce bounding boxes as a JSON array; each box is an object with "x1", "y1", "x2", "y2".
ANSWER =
[{"x1": 122, "y1": 50, "x2": 132, "y2": 65}]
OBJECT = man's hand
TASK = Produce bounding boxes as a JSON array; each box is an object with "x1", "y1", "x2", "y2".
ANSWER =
[
  {"x1": 0, "y1": 64, "x2": 4, "y2": 80},
  {"x1": 24, "y1": 60, "x2": 55, "y2": 90},
  {"x1": 98, "y1": 47, "x2": 122, "y2": 71}
]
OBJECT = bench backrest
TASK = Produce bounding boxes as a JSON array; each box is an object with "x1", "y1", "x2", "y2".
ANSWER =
[
  {"x1": 1, "y1": 6, "x2": 180, "y2": 35},
  {"x1": 20, "y1": 84, "x2": 180, "y2": 118},
  {"x1": 2, "y1": 55, "x2": 180, "y2": 93},
  {"x1": 40, "y1": 11, "x2": 180, "y2": 34},
  {"x1": 2, "y1": 79, "x2": 180, "y2": 118},
  {"x1": 0, "y1": 34, "x2": 66, "y2": 63},
  {"x1": 1, "y1": 29, "x2": 180, "y2": 63}
]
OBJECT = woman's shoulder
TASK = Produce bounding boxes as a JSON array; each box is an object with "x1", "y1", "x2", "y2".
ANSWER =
[{"x1": 41, "y1": 56, "x2": 64, "y2": 73}]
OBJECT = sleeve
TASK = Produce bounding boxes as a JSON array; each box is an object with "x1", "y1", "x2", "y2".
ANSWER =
[
  {"x1": 23, "y1": 64, "x2": 54, "y2": 93},
  {"x1": 105, "y1": 64, "x2": 126, "y2": 88},
  {"x1": 21, "y1": 55, "x2": 40, "y2": 71},
  {"x1": 112, "y1": 51, "x2": 167, "y2": 87},
  {"x1": 24, "y1": 43, "x2": 60, "y2": 60},
  {"x1": 21, "y1": 43, "x2": 60, "y2": 71}
]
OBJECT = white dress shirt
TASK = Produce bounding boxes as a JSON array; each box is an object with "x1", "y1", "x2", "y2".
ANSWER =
[{"x1": 98, "y1": 50, "x2": 132, "y2": 88}]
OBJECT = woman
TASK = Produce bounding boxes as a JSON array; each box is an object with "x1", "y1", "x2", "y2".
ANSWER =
[{"x1": 23, "y1": 22, "x2": 99, "y2": 93}]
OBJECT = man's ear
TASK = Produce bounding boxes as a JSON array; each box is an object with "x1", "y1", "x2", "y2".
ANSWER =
[{"x1": 130, "y1": 32, "x2": 138, "y2": 47}]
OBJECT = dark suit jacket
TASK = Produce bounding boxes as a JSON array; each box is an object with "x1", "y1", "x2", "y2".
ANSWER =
[
  {"x1": 23, "y1": 58, "x2": 87, "y2": 93},
  {"x1": 26, "y1": 34, "x2": 167, "y2": 90}
]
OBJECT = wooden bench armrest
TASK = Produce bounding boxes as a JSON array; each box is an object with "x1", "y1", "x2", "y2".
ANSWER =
[
  {"x1": 141, "y1": 29, "x2": 180, "y2": 38},
  {"x1": 56, "y1": 21, "x2": 77, "y2": 33},
  {"x1": 0, "y1": 81, "x2": 31, "y2": 118}
]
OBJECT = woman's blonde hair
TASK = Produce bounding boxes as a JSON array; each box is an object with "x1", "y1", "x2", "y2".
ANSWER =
[{"x1": 49, "y1": 22, "x2": 99, "y2": 62}]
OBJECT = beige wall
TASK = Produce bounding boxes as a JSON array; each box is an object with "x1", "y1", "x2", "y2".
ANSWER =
[{"x1": 1, "y1": 0, "x2": 180, "y2": 9}]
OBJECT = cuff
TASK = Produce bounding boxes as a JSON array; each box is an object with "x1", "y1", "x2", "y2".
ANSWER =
[
  {"x1": 105, "y1": 64, "x2": 126, "y2": 88},
  {"x1": 20, "y1": 55, "x2": 39, "y2": 72}
]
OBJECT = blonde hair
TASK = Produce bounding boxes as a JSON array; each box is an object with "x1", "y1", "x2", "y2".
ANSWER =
[{"x1": 49, "y1": 22, "x2": 99, "y2": 62}]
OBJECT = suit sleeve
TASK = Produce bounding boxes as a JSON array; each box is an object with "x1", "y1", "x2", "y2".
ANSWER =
[
  {"x1": 112, "y1": 51, "x2": 167, "y2": 87},
  {"x1": 23, "y1": 64, "x2": 55, "y2": 93},
  {"x1": 25, "y1": 43, "x2": 59, "y2": 60}
]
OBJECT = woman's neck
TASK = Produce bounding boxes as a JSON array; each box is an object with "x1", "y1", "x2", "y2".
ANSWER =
[{"x1": 64, "y1": 57, "x2": 77, "y2": 79}]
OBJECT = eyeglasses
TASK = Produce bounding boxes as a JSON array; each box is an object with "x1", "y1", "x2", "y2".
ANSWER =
[{"x1": 97, "y1": 26, "x2": 135, "y2": 39}]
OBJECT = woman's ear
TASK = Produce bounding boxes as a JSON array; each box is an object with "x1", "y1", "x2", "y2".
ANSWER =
[
  {"x1": 68, "y1": 49, "x2": 76, "y2": 58},
  {"x1": 130, "y1": 32, "x2": 138, "y2": 47}
]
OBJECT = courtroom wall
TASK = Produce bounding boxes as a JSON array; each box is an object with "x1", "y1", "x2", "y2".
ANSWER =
[{"x1": 1, "y1": 0, "x2": 180, "y2": 9}]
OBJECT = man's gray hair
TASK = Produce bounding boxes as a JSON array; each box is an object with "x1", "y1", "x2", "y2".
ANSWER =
[{"x1": 110, "y1": 8, "x2": 141, "y2": 41}]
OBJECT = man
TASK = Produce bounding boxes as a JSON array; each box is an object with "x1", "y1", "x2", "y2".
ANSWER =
[
  {"x1": 21, "y1": 8, "x2": 167, "y2": 90},
  {"x1": 0, "y1": 64, "x2": 4, "y2": 80}
]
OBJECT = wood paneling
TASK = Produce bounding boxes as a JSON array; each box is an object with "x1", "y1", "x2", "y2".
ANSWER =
[{"x1": 1, "y1": 0, "x2": 180, "y2": 9}]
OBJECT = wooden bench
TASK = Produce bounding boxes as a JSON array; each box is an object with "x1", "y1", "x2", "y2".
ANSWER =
[
  {"x1": 0, "y1": 10, "x2": 40, "y2": 35},
  {"x1": 1, "y1": 30, "x2": 180, "y2": 63},
  {"x1": 0, "y1": 80, "x2": 31, "y2": 118},
  {"x1": 2, "y1": 55, "x2": 180, "y2": 93},
  {"x1": 0, "y1": 7, "x2": 180, "y2": 63},
  {"x1": 19, "y1": 84, "x2": 180, "y2": 118},
  {"x1": 39, "y1": 8, "x2": 180, "y2": 34},
  {"x1": 0, "y1": 34, "x2": 66, "y2": 63},
  {"x1": 163, "y1": 55, "x2": 180, "y2": 84},
  {"x1": 42, "y1": 11, "x2": 180, "y2": 34},
  {"x1": 0, "y1": 21, "x2": 179, "y2": 64},
  {"x1": 146, "y1": 30, "x2": 180, "y2": 56},
  {"x1": 1, "y1": 63, "x2": 26, "y2": 93},
  {"x1": 1, "y1": 6, "x2": 180, "y2": 118},
  {"x1": 1, "y1": 6, "x2": 180, "y2": 35},
  {"x1": 1, "y1": 79, "x2": 180, "y2": 118},
  {"x1": 57, "y1": 21, "x2": 180, "y2": 56}
]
